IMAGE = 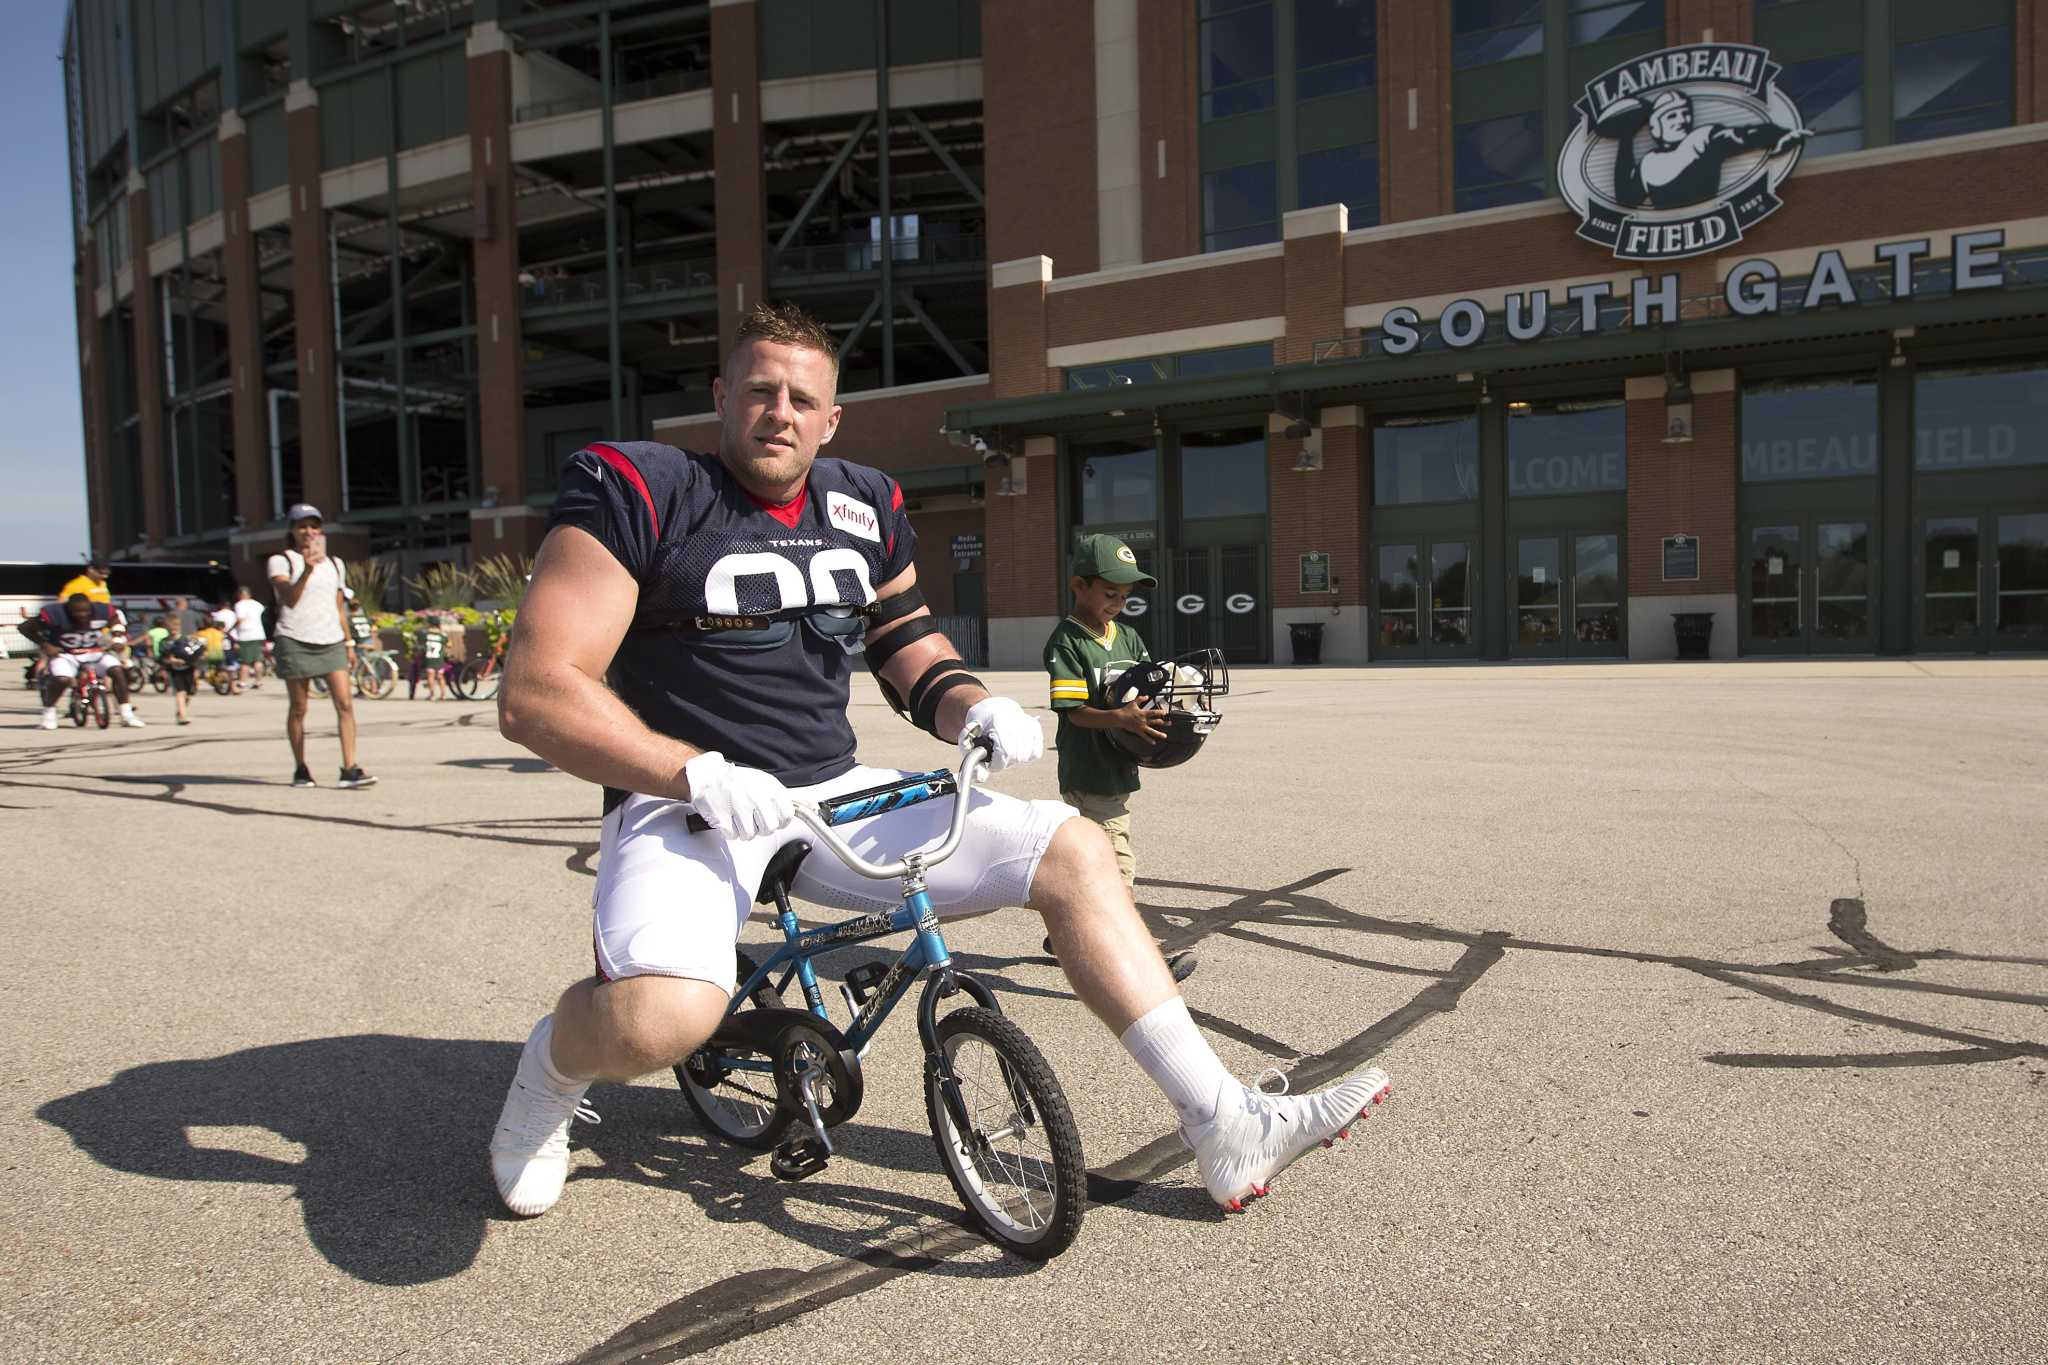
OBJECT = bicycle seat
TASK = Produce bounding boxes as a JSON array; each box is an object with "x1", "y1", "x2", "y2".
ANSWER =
[{"x1": 754, "y1": 841, "x2": 812, "y2": 906}]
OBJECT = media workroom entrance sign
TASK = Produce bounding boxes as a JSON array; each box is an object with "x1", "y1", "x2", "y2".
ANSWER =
[{"x1": 1557, "y1": 43, "x2": 1813, "y2": 262}]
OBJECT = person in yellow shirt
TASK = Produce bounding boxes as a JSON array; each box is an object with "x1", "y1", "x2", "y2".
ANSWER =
[{"x1": 57, "y1": 556, "x2": 112, "y2": 605}]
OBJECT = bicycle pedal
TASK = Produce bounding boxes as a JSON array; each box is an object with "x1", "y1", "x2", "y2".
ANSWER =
[
  {"x1": 770, "y1": 1136, "x2": 831, "y2": 1182},
  {"x1": 843, "y1": 962, "x2": 889, "y2": 1007}
]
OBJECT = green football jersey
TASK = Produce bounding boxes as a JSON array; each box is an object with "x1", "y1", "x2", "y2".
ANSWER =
[{"x1": 1043, "y1": 616, "x2": 1151, "y2": 795}]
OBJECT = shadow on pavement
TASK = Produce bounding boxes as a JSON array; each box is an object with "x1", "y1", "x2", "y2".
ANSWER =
[
  {"x1": 442, "y1": 756, "x2": 555, "y2": 774},
  {"x1": 38, "y1": 1035, "x2": 516, "y2": 1286},
  {"x1": 36, "y1": 1030, "x2": 1141, "y2": 1291}
]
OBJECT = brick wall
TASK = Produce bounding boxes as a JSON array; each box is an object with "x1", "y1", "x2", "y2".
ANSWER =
[
  {"x1": 1343, "y1": 138, "x2": 2048, "y2": 310},
  {"x1": 984, "y1": 438, "x2": 1061, "y2": 620},
  {"x1": 126, "y1": 185, "x2": 167, "y2": 547},
  {"x1": 1046, "y1": 253, "x2": 1285, "y2": 346},
  {"x1": 2024, "y1": 0, "x2": 2044, "y2": 125},
  {"x1": 76, "y1": 241, "x2": 113, "y2": 556},
  {"x1": 1281, "y1": 211, "x2": 1347, "y2": 364},
  {"x1": 712, "y1": 1, "x2": 765, "y2": 345},
  {"x1": 287, "y1": 96, "x2": 341, "y2": 515},
  {"x1": 991, "y1": 272, "x2": 1055, "y2": 398},
  {"x1": 983, "y1": 1, "x2": 1098, "y2": 277},
  {"x1": 906, "y1": 505, "x2": 983, "y2": 616},
  {"x1": 468, "y1": 46, "x2": 525, "y2": 504},
  {"x1": 1626, "y1": 378, "x2": 1738, "y2": 599},
  {"x1": 1380, "y1": 0, "x2": 1451, "y2": 223},
  {"x1": 1268, "y1": 421, "x2": 1365, "y2": 611},
  {"x1": 1667, "y1": 0, "x2": 1752, "y2": 44},
  {"x1": 220, "y1": 127, "x2": 269, "y2": 528},
  {"x1": 1138, "y1": 0, "x2": 1198, "y2": 262}
]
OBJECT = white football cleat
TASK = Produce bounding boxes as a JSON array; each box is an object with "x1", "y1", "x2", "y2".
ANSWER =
[{"x1": 1182, "y1": 1065, "x2": 1392, "y2": 1211}]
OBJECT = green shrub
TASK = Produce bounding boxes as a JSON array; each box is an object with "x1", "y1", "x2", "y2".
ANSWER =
[{"x1": 405, "y1": 562, "x2": 475, "y2": 609}]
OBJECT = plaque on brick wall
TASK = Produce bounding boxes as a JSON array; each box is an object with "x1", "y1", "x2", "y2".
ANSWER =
[
  {"x1": 1662, "y1": 534, "x2": 1700, "y2": 582},
  {"x1": 1300, "y1": 551, "x2": 1332, "y2": 594}
]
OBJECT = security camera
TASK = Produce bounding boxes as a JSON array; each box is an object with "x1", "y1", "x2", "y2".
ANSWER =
[
  {"x1": 1111, "y1": 374, "x2": 1134, "y2": 387},
  {"x1": 1283, "y1": 418, "x2": 1314, "y2": 440},
  {"x1": 969, "y1": 436, "x2": 990, "y2": 456}
]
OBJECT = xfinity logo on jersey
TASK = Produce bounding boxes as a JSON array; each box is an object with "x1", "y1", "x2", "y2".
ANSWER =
[
  {"x1": 826, "y1": 491, "x2": 881, "y2": 543},
  {"x1": 1557, "y1": 43, "x2": 1812, "y2": 261}
]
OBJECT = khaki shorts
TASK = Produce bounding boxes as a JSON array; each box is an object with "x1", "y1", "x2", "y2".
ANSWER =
[
  {"x1": 274, "y1": 635, "x2": 349, "y2": 680},
  {"x1": 1062, "y1": 788, "x2": 1135, "y2": 889}
]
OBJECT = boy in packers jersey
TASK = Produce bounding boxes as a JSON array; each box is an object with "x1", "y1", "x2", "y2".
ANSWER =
[{"x1": 1043, "y1": 534, "x2": 1195, "y2": 981}]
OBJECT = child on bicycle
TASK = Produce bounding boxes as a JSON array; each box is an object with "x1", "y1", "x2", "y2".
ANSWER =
[{"x1": 1042, "y1": 534, "x2": 1196, "y2": 983}]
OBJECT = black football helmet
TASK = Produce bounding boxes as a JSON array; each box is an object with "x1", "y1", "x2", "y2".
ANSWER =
[{"x1": 1100, "y1": 648, "x2": 1229, "y2": 769}]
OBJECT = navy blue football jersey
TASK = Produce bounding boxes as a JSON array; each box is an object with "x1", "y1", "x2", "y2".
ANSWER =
[
  {"x1": 548, "y1": 440, "x2": 918, "y2": 807},
  {"x1": 35, "y1": 602, "x2": 117, "y2": 654}
]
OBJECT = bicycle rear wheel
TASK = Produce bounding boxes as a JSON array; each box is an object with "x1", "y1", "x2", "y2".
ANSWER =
[
  {"x1": 149, "y1": 666, "x2": 168, "y2": 693},
  {"x1": 676, "y1": 951, "x2": 793, "y2": 1150},
  {"x1": 924, "y1": 1006, "x2": 1086, "y2": 1260},
  {"x1": 451, "y1": 659, "x2": 483, "y2": 700},
  {"x1": 358, "y1": 654, "x2": 398, "y2": 699}
]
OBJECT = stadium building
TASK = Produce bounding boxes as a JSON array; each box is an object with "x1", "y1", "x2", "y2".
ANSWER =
[{"x1": 66, "y1": 1, "x2": 2048, "y2": 664}]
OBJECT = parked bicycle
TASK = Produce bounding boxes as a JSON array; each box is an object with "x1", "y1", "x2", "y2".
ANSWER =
[
  {"x1": 309, "y1": 648, "x2": 400, "y2": 700},
  {"x1": 678, "y1": 733, "x2": 1087, "y2": 1259},
  {"x1": 451, "y1": 634, "x2": 507, "y2": 700}
]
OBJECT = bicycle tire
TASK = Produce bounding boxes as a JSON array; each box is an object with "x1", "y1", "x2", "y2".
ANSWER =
[
  {"x1": 360, "y1": 654, "x2": 398, "y2": 699},
  {"x1": 474, "y1": 664, "x2": 501, "y2": 701},
  {"x1": 210, "y1": 668, "x2": 231, "y2": 696},
  {"x1": 149, "y1": 666, "x2": 168, "y2": 693},
  {"x1": 310, "y1": 674, "x2": 330, "y2": 697},
  {"x1": 924, "y1": 1005, "x2": 1086, "y2": 1260},
  {"x1": 451, "y1": 659, "x2": 483, "y2": 701},
  {"x1": 676, "y1": 951, "x2": 794, "y2": 1151},
  {"x1": 69, "y1": 687, "x2": 87, "y2": 727},
  {"x1": 91, "y1": 684, "x2": 110, "y2": 729}
]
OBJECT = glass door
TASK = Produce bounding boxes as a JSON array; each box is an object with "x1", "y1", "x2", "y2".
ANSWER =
[
  {"x1": 1918, "y1": 509, "x2": 2048, "y2": 653},
  {"x1": 1172, "y1": 544, "x2": 1267, "y2": 662},
  {"x1": 1515, "y1": 537, "x2": 1563, "y2": 654},
  {"x1": 1995, "y1": 512, "x2": 2048, "y2": 649},
  {"x1": 1744, "y1": 517, "x2": 1874, "y2": 654},
  {"x1": 1509, "y1": 532, "x2": 1625, "y2": 657},
  {"x1": 1918, "y1": 516, "x2": 1981, "y2": 651},
  {"x1": 1374, "y1": 539, "x2": 1477, "y2": 660}
]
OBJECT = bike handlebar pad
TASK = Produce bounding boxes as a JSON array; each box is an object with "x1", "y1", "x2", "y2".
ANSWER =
[{"x1": 684, "y1": 759, "x2": 974, "y2": 835}]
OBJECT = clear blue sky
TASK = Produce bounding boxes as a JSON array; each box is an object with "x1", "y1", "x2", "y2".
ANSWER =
[{"x1": 0, "y1": 5, "x2": 91, "y2": 564}]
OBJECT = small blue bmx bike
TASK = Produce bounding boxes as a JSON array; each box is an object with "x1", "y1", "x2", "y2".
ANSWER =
[{"x1": 676, "y1": 735, "x2": 1087, "y2": 1259}]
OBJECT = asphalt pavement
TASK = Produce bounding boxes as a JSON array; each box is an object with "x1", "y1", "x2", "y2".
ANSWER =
[{"x1": 4, "y1": 658, "x2": 2045, "y2": 1363}]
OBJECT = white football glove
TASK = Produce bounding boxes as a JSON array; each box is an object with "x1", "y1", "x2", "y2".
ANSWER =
[
  {"x1": 684, "y1": 751, "x2": 796, "y2": 839},
  {"x1": 962, "y1": 695, "x2": 1044, "y2": 774}
]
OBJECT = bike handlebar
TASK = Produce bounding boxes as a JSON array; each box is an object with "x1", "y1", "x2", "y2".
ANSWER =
[{"x1": 685, "y1": 731, "x2": 995, "y2": 882}]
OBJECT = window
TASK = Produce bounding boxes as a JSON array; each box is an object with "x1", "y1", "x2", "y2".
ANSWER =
[
  {"x1": 1453, "y1": 0, "x2": 1545, "y2": 69},
  {"x1": 1914, "y1": 364, "x2": 2048, "y2": 472},
  {"x1": 1295, "y1": 0, "x2": 1375, "y2": 99},
  {"x1": 1201, "y1": 0, "x2": 1276, "y2": 120},
  {"x1": 1076, "y1": 443, "x2": 1159, "y2": 526},
  {"x1": 1067, "y1": 344, "x2": 1273, "y2": 391},
  {"x1": 1740, "y1": 379, "x2": 1879, "y2": 482},
  {"x1": 1568, "y1": 0, "x2": 1661, "y2": 44},
  {"x1": 1297, "y1": 143, "x2": 1379, "y2": 227},
  {"x1": 1181, "y1": 427, "x2": 1270, "y2": 519},
  {"x1": 1374, "y1": 416, "x2": 1481, "y2": 505},
  {"x1": 1775, "y1": 51, "x2": 1866, "y2": 155},
  {"x1": 1894, "y1": 25, "x2": 2013, "y2": 144},
  {"x1": 1507, "y1": 401, "x2": 1627, "y2": 496},
  {"x1": 1453, "y1": 111, "x2": 1547, "y2": 211},
  {"x1": 1756, "y1": 1, "x2": 2014, "y2": 153},
  {"x1": 1203, "y1": 161, "x2": 1279, "y2": 250}
]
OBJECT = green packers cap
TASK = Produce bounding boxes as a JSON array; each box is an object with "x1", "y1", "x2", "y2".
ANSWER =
[{"x1": 1071, "y1": 533, "x2": 1156, "y2": 586}]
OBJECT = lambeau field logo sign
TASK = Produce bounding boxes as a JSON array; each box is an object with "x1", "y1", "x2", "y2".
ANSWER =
[{"x1": 1557, "y1": 43, "x2": 1813, "y2": 262}]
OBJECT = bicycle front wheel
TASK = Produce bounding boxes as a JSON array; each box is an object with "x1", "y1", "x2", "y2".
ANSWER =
[
  {"x1": 358, "y1": 654, "x2": 398, "y2": 699},
  {"x1": 451, "y1": 659, "x2": 482, "y2": 700},
  {"x1": 91, "y1": 685, "x2": 110, "y2": 729},
  {"x1": 210, "y1": 669, "x2": 231, "y2": 696},
  {"x1": 924, "y1": 1005, "x2": 1086, "y2": 1260},
  {"x1": 676, "y1": 951, "x2": 792, "y2": 1151}
]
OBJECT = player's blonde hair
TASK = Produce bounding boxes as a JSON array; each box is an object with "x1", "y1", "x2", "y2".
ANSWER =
[{"x1": 726, "y1": 300, "x2": 838, "y2": 376}]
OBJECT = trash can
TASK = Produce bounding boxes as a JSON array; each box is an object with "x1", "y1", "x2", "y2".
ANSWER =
[
  {"x1": 1288, "y1": 621, "x2": 1325, "y2": 665},
  {"x1": 1671, "y1": 611, "x2": 1714, "y2": 660}
]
